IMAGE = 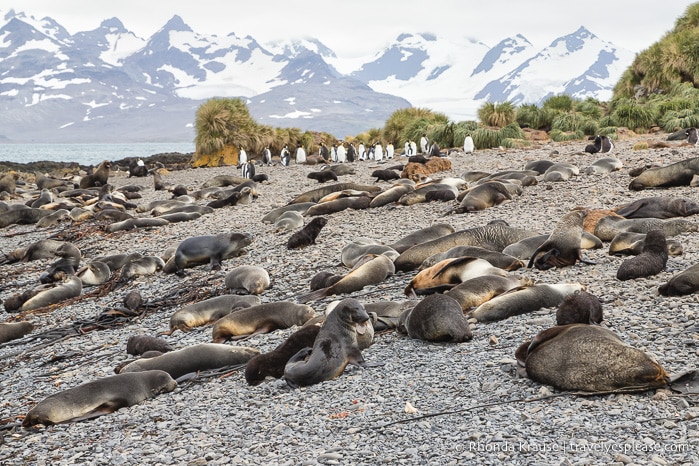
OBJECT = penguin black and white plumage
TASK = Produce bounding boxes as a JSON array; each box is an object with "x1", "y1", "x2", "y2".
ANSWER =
[
  {"x1": 410, "y1": 141, "x2": 417, "y2": 155},
  {"x1": 346, "y1": 144, "x2": 356, "y2": 163},
  {"x1": 296, "y1": 147, "x2": 307, "y2": 164},
  {"x1": 239, "y1": 148, "x2": 248, "y2": 165},
  {"x1": 281, "y1": 145, "x2": 290, "y2": 166},
  {"x1": 420, "y1": 135, "x2": 429, "y2": 154},
  {"x1": 128, "y1": 159, "x2": 148, "y2": 177},
  {"x1": 319, "y1": 143, "x2": 329, "y2": 162},
  {"x1": 330, "y1": 144, "x2": 338, "y2": 163},
  {"x1": 429, "y1": 142, "x2": 441, "y2": 157},
  {"x1": 463, "y1": 135, "x2": 474, "y2": 154},
  {"x1": 358, "y1": 143, "x2": 366, "y2": 161},
  {"x1": 386, "y1": 143, "x2": 394, "y2": 159},
  {"x1": 599, "y1": 135, "x2": 614, "y2": 153},
  {"x1": 374, "y1": 143, "x2": 384, "y2": 161},
  {"x1": 242, "y1": 161, "x2": 255, "y2": 180},
  {"x1": 686, "y1": 127, "x2": 699, "y2": 145},
  {"x1": 403, "y1": 141, "x2": 411, "y2": 157},
  {"x1": 336, "y1": 144, "x2": 346, "y2": 163},
  {"x1": 262, "y1": 147, "x2": 272, "y2": 165}
]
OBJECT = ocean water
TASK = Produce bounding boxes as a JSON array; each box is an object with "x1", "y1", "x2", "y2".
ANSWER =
[{"x1": 0, "y1": 142, "x2": 196, "y2": 166}]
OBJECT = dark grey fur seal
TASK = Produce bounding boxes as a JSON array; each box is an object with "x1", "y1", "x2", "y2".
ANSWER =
[
  {"x1": 543, "y1": 162, "x2": 579, "y2": 182},
  {"x1": 79, "y1": 160, "x2": 111, "y2": 188},
  {"x1": 469, "y1": 283, "x2": 585, "y2": 322},
  {"x1": 224, "y1": 265, "x2": 271, "y2": 295},
  {"x1": 77, "y1": 261, "x2": 112, "y2": 286},
  {"x1": 523, "y1": 160, "x2": 555, "y2": 174},
  {"x1": 371, "y1": 169, "x2": 400, "y2": 182},
  {"x1": 593, "y1": 216, "x2": 698, "y2": 242},
  {"x1": 164, "y1": 232, "x2": 253, "y2": 273},
  {"x1": 309, "y1": 271, "x2": 342, "y2": 291},
  {"x1": 399, "y1": 294, "x2": 472, "y2": 343},
  {"x1": 121, "y1": 256, "x2": 166, "y2": 279},
  {"x1": 272, "y1": 210, "x2": 304, "y2": 232},
  {"x1": 445, "y1": 274, "x2": 534, "y2": 311},
  {"x1": 369, "y1": 184, "x2": 415, "y2": 208},
  {"x1": 0, "y1": 321, "x2": 34, "y2": 344},
  {"x1": 211, "y1": 302, "x2": 316, "y2": 342},
  {"x1": 167, "y1": 295, "x2": 262, "y2": 333},
  {"x1": 288, "y1": 182, "x2": 381, "y2": 204},
  {"x1": 283, "y1": 298, "x2": 371, "y2": 388},
  {"x1": 420, "y1": 246, "x2": 524, "y2": 271},
  {"x1": 158, "y1": 211, "x2": 203, "y2": 223},
  {"x1": 629, "y1": 157, "x2": 699, "y2": 190},
  {"x1": 287, "y1": 217, "x2": 327, "y2": 249},
  {"x1": 555, "y1": 290, "x2": 603, "y2": 326},
  {"x1": 615, "y1": 196, "x2": 699, "y2": 219},
  {"x1": 616, "y1": 229, "x2": 668, "y2": 281},
  {"x1": 504, "y1": 232, "x2": 602, "y2": 260},
  {"x1": 307, "y1": 171, "x2": 338, "y2": 183},
  {"x1": 658, "y1": 263, "x2": 699, "y2": 296},
  {"x1": 126, "y1": 335, "x2": 174, "y2": 355},
  {"x1": 118, "y1": 344, "x2": 259, "y2": 380},
  {"x1": 23, "y1": 370, "x2": 177, "y2": 426},
  {"x1": 609, "y1": 231, "x2": 683, "y2": 256},
  {"x1": 528, "y1": 210, "x2": 591, "y2": 270},
  {"x1": 261, "y1": 203, "x2": 316, "y2": 224},
  {"x1": 388, "y1": 223, "x2": 456, "y2": 254},
  {"x1": 304, "y1": 195, "x2": 371, "y2": 216},
  {"x1": 454, "y1": 181, "x2": 512, "y2": 213},
  {"x1": 515, "y1": 324, "x2": 669, "y2": 392},
  {"x1": 0, "y1": 207, "x2": 52, "y2": 228}
]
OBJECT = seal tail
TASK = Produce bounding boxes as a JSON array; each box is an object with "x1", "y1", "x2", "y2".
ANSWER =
[{"x1": 295, "y1": 288, "x2": 328, "y2": 304}]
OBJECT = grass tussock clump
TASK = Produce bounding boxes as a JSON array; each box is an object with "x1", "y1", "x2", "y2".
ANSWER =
[
  {"x1": 477, "y1": 102, "x2": 517, "y2": 128},
  {"x1": 633, "y1": 141, "x2": 650, "y2": 150},
  {"x1": 549, "y1": 129, "x2": 584, "y2": 142}
]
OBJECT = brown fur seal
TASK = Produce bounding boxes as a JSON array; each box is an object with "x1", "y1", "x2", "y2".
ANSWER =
[
  {"x1": 121, "y1": 256, "x2": 166, "y2": 280},
  {"x1": 371, "y1": 169, "x2": 401, "y2": 182},
  {"x1": 245, "y1": 324, "x2": 322, "y2": 385},
  {"x1": 503, "y1": 232, "x2": 602, "y2": 260},
  {"x1": 0, "y1": 207, "x2": 52, "y2": 228},
  {"x1": 341, "y1": 240, "x2": 399, "y2": 267},
  {"x1": 211, "y1": 302, "x2": 316, "y2": 342},
  {"x1": 4, "y1": 272, "x2": 82, "y2": 312},
  {"x1": 165, "y1": 232, "x2": 253, "y2": 273},
  {"x1": 224, "y1": 265, "x2": 271, "y2": 295},
  {"x1": 399, "y1": 294, "x2": 472, "y2": 343},
  {"x1": 283, "y1": 298, "x2": 371, "y2": 388},
  {"x1": 307, "y1": 170, "x2": 338, "y2": 183},
  {"x1": 118, "y1": 343, "x2": 259, "y2": 379},
  {"x1": 202, "y1": 175, "x2": 250, "y2": 188},
  {"x1": 287, "y1": 217, "x2": 327, "y2": 249},
  {"x1": 168, "y1": 295, "x2": 261, "y2": 333},
  {"x1": 388, "y1": 223, "x2": 456, "y2": 254},
  {"x1": 515, "y1": 324, "x2": 670, "y2": 392},
  {"x1": 0, "y1": 172, "x2": 19, "y2": 195},
  {"x1": 593, "y1": 216, "x2": 698, "y2": 242},
  {"x1": 469, "y1": 283, "x2": 586, "y2": 322},
  {"x1": 288, "y1": 182, "x2": 381, "y2": 204},
  {"x1": 616, "y1": 229, "x2": 668, "y2": 281},
  {"x1": 126, "y1": 335, "x2": 174, "y2": 355},
  {"x1": 296, "y1": 254, "x2": 395, "y2": 303},
  {"x1": 309, "y1": 271, "x2": 342, "y2": 291},
  {"x1": 404, "y1": 257, "x2": 507, "y2": 297},
  {"x1": 609, "y1": 231, "x2": 683, "y2": 256},
  {"x1": 22, "y1": 370, "x2": 177, "y2": 426},
  {"x1": 629, "y1": 157, "x2": 699, "y2": 190},
  {"x1": 0, "y1": 321, "x2": 34, "y2": 344},
  {"x1": 79, "y1": 160, "x2": 111, "y2": 188},
  {"x1": 555, "y1": 290, "x2": 603, "y2": 326},
  {"x1": 444, "y1": 274, "x2": 534, "y2": 311},
  {"x1": 528, "y1": 210, "x2": 591, "y2": 270},
  {"x1": 658, "y1": 263, "x2": 699, "y2": 296},
  {"x1": 420, "y1": 246, "x2": 524, "y2": 271},
  {"x1": 272, "y1": 211, "x2": 304, "y2": 232},
  {"x1": 261, "y1": 203, "x2": 316, "y2": 223},
  {"x1": 614, "y1": 196, "x2": 699, "y2": 219},
  {"x1": 369, "y1": 184, "x2": 415, "y2": 208},
  {"x1": 304, "y1": 195, "x2": 371, "y2": 216},
  {"x1": 394, "y1": 223, "x2": 538, "y2": 272},
  {"x1": 454, "y1": 181, "x2": 512, "y2": 213},
  {"x1": 76, "y1": 261, "x2": 112, "y2": 286}
]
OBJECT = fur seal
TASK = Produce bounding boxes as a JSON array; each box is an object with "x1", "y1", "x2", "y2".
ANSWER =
[
  {"x1": 224, "y1": 265, "x2": 271, "y2": 295},
  {"x1": 584, "y1": 156, "x2": 622, "y2": 174},
  {"x1": 118, "y1": 344, "x2": 259, "y2": 380},
  {"x1": 503, "y1": 232, "x2": 602, "y2": 260},
  {"x1": 304, "y1": 195, "x2": 371, "y2": 216},
  {"x1": 454, "y1": 181, "x2": 512, "y2": 213},
  {"x1": 387, "y1": 223, "x2": 456, "y2": 254},
  {"x1": 244, "y1": 324, "x2": 322, "y2": 385},
  {"x1": 0, "y1": 321, "x2": 34, "y2": 344},
  {"x1": 515, "y1": 324, "x2": 669, "y2": 392},
  {"x1": 0, "y1": 207, "x2": 51, "y2": 228},
  {"x1": 211, "y1": 302, "x2": 316, "y2": 342},
  {"x1": 126, "y1": 335, "x2": 174, "y2": 355},
  {"x1": 421, "y1": 246, "x2": 524, "y2": 271},
  {"x1": 555, "y1": 290, "x2": 603, "y2": 326},
  {"x1": 593, "y1": 216, "x2": 698, "y2": 242},
  {"x1": 202, "y1": 175, "x2": 250, "y2": 188},
  {"x1": 543, "y1": 162, "x2": 579, "y2": 182},
  {"x1": 106, "y1": 217, "x2": 169, "y2": 233},
  {"x1": 35, "y1": 209, "x2": 71, "y2": 228},
  {"x1": 371, "y1": 169, "x2": 401, "y2": 182},
  {"x1": 609, "y1": 231, "x2": 683, "y2": 256},
  {"x1": 158, "y1": 211, "x2": 203, "y2": 224},
  {"x1": 272, "y1": 210, "x2": 304, "y2": 232},
  {"x1": 444, "y1": 274, "x2": 534, "y2": 311},
  {"x1": 296, "y1": 254, "x2": 395, "y2": 303},
  {"x1": 76, "y1": 261, "x2": 112, "y2": 286},
  {"x1": 404, "y1": 257, "x2": 507, "y2": 297},
  {"x1": 287, "y1": 217, "x2": 327, "y2": 249},
  {"x1": 616, "y1": 229, "x2": 668, "y2": 281},
  {"x1": 615, "y1": 196, "x2": 699, "y2": 219},
  {"x1": 288, "y1": 183, "x2": 381, "y2": 204},
  {"x1": 23, "y1": 370, "x2": 177, "y2": 426},
  {"x1": 0, "y1": 172, "x2": 19, "y2": 195},
  {"x1": 394, "y1": 223, "x2": 538, "y2": 272},
  {"x1": 629, "y1": 157, "x2": 699, "y2": 190},
  {"x1": 341, "y1": 240, "x2": 399, "y2": 268},
  {"x1": 658, "y1": 263, "x2": 699, "y2": 296},
  {"x1": 523, "y1": 160, "x2": 555, "y2": 174},
  {"x1": 469, "y1": 283, "x2": 586, "y2": 322},
  {"x1": 283, "y1": 298, "x2": 371, "y2": 388},
  {"x1": 369, "y1": 184, "x2": 415, "y2": 208},
  {"x1": 528, "y1": 210, "x2": 591, "y2": 270},
  {"x1": 307, "y1": 171, "x2": 338, "y2": 183},
  {"x1": 79, "y1": 160, "x2": 111, "y2": 188},
  {"x1": 168, "y1": 295, "x2": 261, "y2": 333},
  {"x1": 121, "y1": 256, "x2": 166, "y2": 279},
  {"x1": 399, "y1": 294, "x2": 472, "y2": 343},
  {"x1": 165, "y1": 232, "x2": 253, "y2": 273},
  {"x1": 4, "y1": 272, "x2": 82, "y2": 312}
]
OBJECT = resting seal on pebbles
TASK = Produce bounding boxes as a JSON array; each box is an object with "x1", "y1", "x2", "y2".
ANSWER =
[
  {"x1": 224, "y1": 265, "x2": 271, "y2": 295},
  {"x1": 399, "y1": 294, "x2": 472, "y2": 343},
  {"x1": 616, "y1": 229, "x2": 669, "y2": 281},
  {"x1": 287, "y1": 217, "x2": 327, "y2": 249},
  {"x1": 555, "y1": 290, "x2": 604, "y2": 326},
  {"x1": 658, "y1": 263, "x2": 699, "y2": 296},
  {"x1": 164, "y1": 232, "x2": 253, "y2": 273},
  {"x1": 211, "y1": 302, "x2": 316, "y2": 342},
  {"x1": 528, "y1": 210, "x2": 591, "y2": 270},
  {"x1": 167, "y1": 295, "x2": 261, "y2": 334}
]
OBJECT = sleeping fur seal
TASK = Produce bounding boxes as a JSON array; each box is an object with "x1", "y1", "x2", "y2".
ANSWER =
[
  {"x1": 404, "y1": 257, "x2": 507, "y2": 297},
  {"x1": 515, "y1": 324, "x2": 669, "y2": 392},
  {"x1": 283, "y1": 298, "x2": 371, "y2": 388},
  {"x1": 387, "y1": 223, "x2": 456, "y2": 254},
  {"x1": 369, "y1": 184, "x2": 415, "y2": 208},
  {"x1": 593, "y1": 216, "x2": 698, "y2": 242},
  {"x1": 211, "y1": 302, "x2": 316, "y2": 342},
  {"x1": 76, "y1": 261, "x2": 112, "y2": 286},
  {"x1": 22, "y1": 370, "x2": 177, "y2": 426},
  {"x1": 126, "y1": 335, "x2": 174, "y2": 356},
  {"x1": 420, "y1": 246, "x2": 524, "y2": 271},
  {"x1": 164, "y1": 232, "x2": 253, "y2": 273},
  {"x1": 261, "y1": 203, "x2": 316, "y2": 224},
  {"x1": 304, "y1": 195, "x2": 371, "y2": 216},
  {"x1": 288, "y1": 183, "x2": 381, "y2": 204},
  {"x1": 469, "y1": 283, "x2": 586, "y2": 322},
  {"x1": 528, "y1": 210, "x2": 591, "y2": 270},
  {"x1": 445, "y1": 274, "x2": 534, "y2": 311},
  {"x1": 658, "y1": 263, "x2": 699, "y2": 296},
  {"x1": 616, "y1": 229, "x2": 668, "y2": 281},
  {"x1": 4, "y1": 272, "x2": 82, "y2": 312},
  {"x1": 224, "y1": 265, "x2": 271, "y2": 295},
  {"x1": 503, "y1": 232, "x2": 602, "y2": 260},
  {"x1": 0, "y1": 321, "x2": 34, "y2": 343},
  {"x1": 454, "y1": 181, "x2": 512, "y2": 213},
  {"x1": 555, "y1": 290, "x2": 603, "y2": 326},
  {"x1": 614, "y1": 196, "x2": 699, "y2": 219},
  {"x1": 341, "y1": 240, "x2": 399, "y2": 267},
  {"x1": 629, "y1": 157, "x2": 699, "y2": 190},
  {"x1": 609, "y1": 231, "x2": 683, "y2": 256},
  {"x1": 167, "y1": 295, "x2": 262, "y2": 333},
  {"x1": 272, "y1": 211, "x2": 304, "y2": 232},
  {"x1": 399, "y1": 294, "x2": 472, "y2": 343}
]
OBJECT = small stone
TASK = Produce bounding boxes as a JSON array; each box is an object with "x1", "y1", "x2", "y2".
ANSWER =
[{"x1": 489, "y1": 335, "x2": 498, "y2": 345}]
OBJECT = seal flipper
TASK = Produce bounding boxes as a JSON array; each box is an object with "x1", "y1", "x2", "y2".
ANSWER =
[
  {"x1": 296, "y1": 288, "x2": 328, "y2": 304},
  {"x1": 69, "y1": 400, "x2": 129, "y2": 423}
]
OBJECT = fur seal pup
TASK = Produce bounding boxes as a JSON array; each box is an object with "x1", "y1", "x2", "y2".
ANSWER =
[
  {"x1": 0, "y1": 206, "x2": 52, "y2": 228},
  {"x1": 126, "y1": 335, "x2": 174, "y2": 355},
  {"x1": 304, "y1": 195, "x2": 371, "y2": 216},
  {"x1": 211, "y1": 302, "x2": 316, "y2": 342},
  {"x1": 404, "y1": 257, "x2": 507, "y2": 297},
  {"x1": 543, "y1": 162, "x2": 579, "y2": 182},
  {"x1": 296, "y1": 254, "x2": 395, "y2": 303},
  {"x1": 76, "y1": 261, "x2": 112, "y2": 286},
  {"x1": 118, "y1": 344, "x2": 259, "y2": 380},
  {"x1": 399, "y1": 294, "x2": 472, "y2": 343},
  {"x1": 658, "y1": 263, "x2": 699, "y2": 296},
  {"x1": 593, "y1": 216, "x2": 698, "y2": 242},
  {"x1": 394, "y1": 223, "x2": 538, "y2": 272},
  {"x1": 445, "y1": 274, "x2": 534, "y2": 311},
  {"x1": 616, "y1": 229, "x2": 668, "y2": 281},
  {"x1": 629, "y1": 157, "x2": 699, "y2": 190},
  {"x1": 555, "y1": 290, "x2": 603, "y2": 326},
  {"x1": 245, "y1": 324, "x2": 322, "y2": 385},
  {"x1": 79, "y1": 160, "x2": 111, "y2": 188},
  {"x1": 454, "y1": 181, "x2": 512, "y2": 213},
  {"x1": 165, "y1": 232, "x2": 253, "y2": 273},
  {"x1": 615, "y1": 196, "x2": 699, "y2": 219},
  {"x1": 369, "y1": 184, "x2": 415, "y2": 208},
  {"x1": 469, "y1": 283, "x2": 586, "y2": 322},
  {"x1": 309, "y1": 271, "x2": 342, "y2": 291},
  {"x1": 515, "y1": 324, "x2": 669, "y2": 392},
  {"x1": 224, "y1": 265, "x2": 271, "y2": 295},
  {"x1": 283, "y1": 298, "x2": 371, "y2": 388},
  {"x1": 287, "y1": 217, "x2": 327, "y2": 249},
  {"x1": 341, "y1": 241, "x2": 399, "y2": 267},
  {"x1": 307, "y1": 170, "x2": 338, "y2": 183},
  {"x1": 121, "y1": 256, "x2": 166, "y2": 280},
  {"x1": 609, "y1": 231, "x2": 683, "y2": 256},
  {"x1": 584, "y1": 156, "x2": 622, "y2": 175},
  {"x1": 288, "y1": 182, "x2": 381, "y2": 204},
  {"x1": 22, "y1": 370, "x2": 177, "y2": 427},
  {"x1": 206, "y1": 191, "x2": 242, "y2": 209},
  {"x1": 272, "y1": 210, "x2": 304, "y2": 232},
  {"x1": 4, "y1": 272, "x2": 82, "y2": 312},
  {"x1": 371, "y1": 169, "x2": 401, "y2": 182},
  {"x1": 168, "y1": 295, "x2": 261, "y2": 333},
  {"x1": 106, "y1": 217, "x2": 169, "y2": 233},
  {"x1": 0, "y1": 321, "x2": 34, "y2": 344},
  {"x1": 387, "y1": 223, "x2": 456, "y2": 254},
  {"x1": 35, "y1": 209, "x2": 71, "y2": 228},
  {"x1": 528, "y1": 210, "x2": 591, "y2": 270}
]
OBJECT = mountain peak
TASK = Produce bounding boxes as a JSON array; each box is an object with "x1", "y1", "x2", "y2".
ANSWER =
[{"x1": 161, "y1": 15, "x2": 192, "y2": 33}]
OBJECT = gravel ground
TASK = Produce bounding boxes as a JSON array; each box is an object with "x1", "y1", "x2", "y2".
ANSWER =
[{"x1": 1, "y1": 136, "x2": 698, "y2": 465}]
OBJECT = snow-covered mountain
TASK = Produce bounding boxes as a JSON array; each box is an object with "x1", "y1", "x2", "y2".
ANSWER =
[{"x1": 0, "y1": 9, "x2": 635, "y2": 143}]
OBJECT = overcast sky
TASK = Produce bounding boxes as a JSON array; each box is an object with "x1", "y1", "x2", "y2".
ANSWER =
[{"x1": 6, "y1": 1, "x2": 697, "y2": 57}]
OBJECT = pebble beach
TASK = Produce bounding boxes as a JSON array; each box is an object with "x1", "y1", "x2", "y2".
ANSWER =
[{"x1": 1, "y1": 135, "x2": 698, "y2": 465}]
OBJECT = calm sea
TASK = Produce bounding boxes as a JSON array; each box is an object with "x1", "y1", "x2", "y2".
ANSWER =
[{"x1": 0, "y1": 142, "x2": 196, "y2": 166}]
